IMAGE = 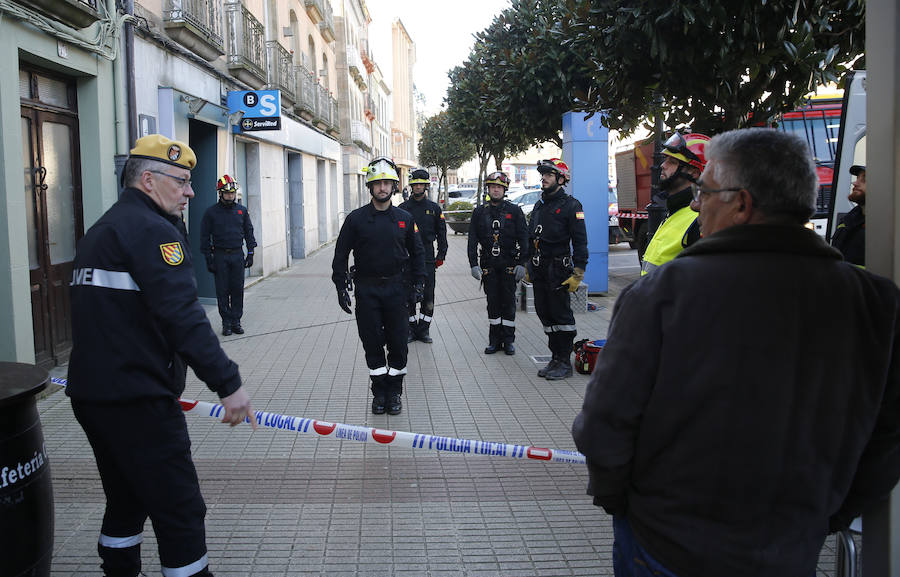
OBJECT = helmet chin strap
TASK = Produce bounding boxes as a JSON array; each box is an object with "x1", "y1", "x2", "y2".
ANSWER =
[{"x1": 660, "y1": 163, "x2": 697, "y2": 191}]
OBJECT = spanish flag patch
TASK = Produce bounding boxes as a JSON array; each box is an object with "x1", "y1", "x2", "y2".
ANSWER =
[
  {"x1": 160, "y1": 242, "x2": 184, "y2": 265},
  {"x1": 439, "y1": 213, "x2": 445, "y2": 220},
  {"x1": 575, "y1": 212, "x2": 585, "y2": 220},
  {"x1": 414, "y1": 223, "x2": 419, "y2": 232}
]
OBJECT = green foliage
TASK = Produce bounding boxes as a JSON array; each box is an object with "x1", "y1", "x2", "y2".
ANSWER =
[
  {"x1": 559, "y1": 0, "x2": 865, "y2": 132},
  {"x1": 418, "y1": 111, "x2": 475, "y2": 201}
]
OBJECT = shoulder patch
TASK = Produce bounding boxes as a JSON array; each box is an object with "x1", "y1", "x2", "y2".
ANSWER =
[
  {"x1": 439, "y1": 213, "x2": 445, "y2": 220},
  {"x1": 160, "y1": 242, "x2": 184, "y2": 265},
  {"x1": 414, "y1": 223, "x2": 419, "y2": 232},
  {"x1": 575, "y1": 212, "x2": 585, "y2": 219}
]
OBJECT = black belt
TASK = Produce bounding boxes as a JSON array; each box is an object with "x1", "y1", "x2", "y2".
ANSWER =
[
  {"x1": 217, "y1": 247, "x2": 242, "y2": 254},
  {"x1": 355, "y1": 273, "x2": 402, "y2": 285}
]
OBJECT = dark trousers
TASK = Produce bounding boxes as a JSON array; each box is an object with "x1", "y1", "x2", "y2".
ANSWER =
[
  {"x1": 213, "y1": 251, "x2": 245, "y2": 326},
  {"x1": 482, "y1": 264, "x2": 518, "y2": 345},
  {"x1": 532, "y1": 261, "x2": 576, "y2": 359},
  {"x1": 355, "y1": 279, "x2": 408, "y2": 395},
  {"x1": 407, "y1": 263, "x2": 437, "y2": 324},
  {"x1": 613, "y1": 516, "x2": 681, "y2": 577},
  {"x1": 71, "y1": 398, "x2": 208, "y2": 577}
]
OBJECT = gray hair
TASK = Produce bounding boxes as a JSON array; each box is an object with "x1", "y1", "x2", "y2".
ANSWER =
[
  {"x1": 704, "y1": 128, "x2": 817, "y2": 223},
  {"x1": 123, "y1": 157, "x2": 165, "y2": 188}
]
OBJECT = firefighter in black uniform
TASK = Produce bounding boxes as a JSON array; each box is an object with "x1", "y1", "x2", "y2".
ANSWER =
[
  {"x1": 66, "y1": 134, "x2": 256, "y2": 577},
  {"x1": 200, "y1": 174, "x2": 257, "y2": 336},
  {"x1": 527, "y1": 158, "x2": 589, "y2": 380},
  {"x1": 468, "y1": 171, "x2": 528, "y2": 355},
  {"x1": 332, "y1": 156, "x2": 426, "y2": 415},
  {"x1": 399, "y1": 167, "x2": 448, "y2": 343}
]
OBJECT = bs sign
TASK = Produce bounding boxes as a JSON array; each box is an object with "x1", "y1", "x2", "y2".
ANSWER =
[{"x1": 227, "y1": 90, "x2": 281, "y2": 132}]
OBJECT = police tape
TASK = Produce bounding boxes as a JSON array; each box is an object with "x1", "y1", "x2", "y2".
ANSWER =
[{"x1": 49, "y1": 377, "x2": 586, "y2": 465}]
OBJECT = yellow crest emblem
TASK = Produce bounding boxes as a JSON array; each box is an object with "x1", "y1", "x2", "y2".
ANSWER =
[{"x1": 160, "y1": 242, "x2": 184, "y2": 265}]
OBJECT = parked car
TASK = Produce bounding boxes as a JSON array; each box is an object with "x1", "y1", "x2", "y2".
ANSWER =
[{"x1": 511, "y1": 189, "x2": 541, "y2": 218}]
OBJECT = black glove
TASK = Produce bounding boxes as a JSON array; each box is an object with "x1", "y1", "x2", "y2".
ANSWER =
[
  {"x1": 205, "y1": 254, "x2": 215, "y2": 273},
  {"x1": 337, "y1": 288, "x2": 353, "y2": 314},
  {"x1": 244, "y1": 252, "x2": 254, "y2": 268},
  {"x1": 414, "y1": 282, "x2": 425, "y2": 303}
]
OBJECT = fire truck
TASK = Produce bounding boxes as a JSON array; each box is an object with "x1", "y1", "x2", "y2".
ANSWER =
[{"x1": 612, "y1": 93, "x2": 845, "y2": 257}]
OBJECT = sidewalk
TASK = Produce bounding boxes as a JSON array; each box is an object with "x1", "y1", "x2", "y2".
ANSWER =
[{"x1": 39, "y1": 236, "x2": 842, "y2": 576}]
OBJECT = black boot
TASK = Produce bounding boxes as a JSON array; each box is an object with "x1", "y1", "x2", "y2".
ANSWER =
[
  {"x1": 386, "y1": 374, "x2": 403, "y2": 415},
  {"x1": 538, "y1": 359, "x2": 558, "y2": 377},
  {"x1": 370, "y1": 375, "x2": 387, "y2": 414},
  {"x1": 407, "y1": 322, "x2": 417, "y2": 343},
  {"x1": 544, "y1": 357, "x2": 573, "y2": 380},
  {"x1": 231, "y1": 323, "x2": 244, "y2": 334},
  {"x1": 504, "y1": 342, "x2": 516, "y2": 355},
  {"x1": 388, "y1": 393, "x2": 402, "y2": 415},
  {"x1": 484, "y1": 343, "x2": 500, "y2": 354},
  {"x1": 221, "y1": 324, "x2": 232, "y2": 336},
  {"x1": 416, "y1": 320, "x2": 433, "y2": 343}
]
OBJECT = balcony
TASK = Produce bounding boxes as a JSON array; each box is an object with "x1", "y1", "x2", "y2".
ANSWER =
[
  {"x1": 24, "y1": 0, "x2": 100, "y2": 28},
  {"x1": 304, "y1": 0, "x2": 324, "y2": 23},
  {"x1": 164, "y1": 0, "x2": 225, "y2": 62},
  {"x1": 319, "y1": 1, "x2": 335, "y2": 42},
  {"x1": 315, "y1": 84, "x2": 331, "y2": 130},
  {"x1": 360, "y1": 39, "x2": 375, "y2": 75},
  {"x1": 266, "y1": 41, "x2": 296, "y2": 105},
  {"x1": 351, "y1": 119, "x2": 371, "y2": 151},
  {"x1": 294, "y1": 65, "x2": 317, "y2": 120},
  {"x1": 329, "y1": 97, "x2": 340, "y2": 136},
  {"x1": 224, "y1": 2, "x2": 266, "y2": 89},
  {"x1": 346, "y1": 46, "x2": 362, "y2": 77}
]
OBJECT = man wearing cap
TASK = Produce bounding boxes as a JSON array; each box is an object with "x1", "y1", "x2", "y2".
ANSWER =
[
  {"x1": 831, "y1": 164, "x2": 866, "y2": 267},
  {"x1": 528, "y1": 158, "x2": 589, "y2": 380},
  {"x1": 641, "y1": 132, "x2": 710, "y2": 276},
  {"x1": 399, "y1": 168, "x2": 448, "y2": 343},
  {"x1": 200, "y1": 174, "x2": 257, "y2": 336},
  {"x1": 67, "y1": 134, "x2": 256, "y2": 577},
  {"x1": 332, "y1": 156, "x2": 425, "y2": 415}
]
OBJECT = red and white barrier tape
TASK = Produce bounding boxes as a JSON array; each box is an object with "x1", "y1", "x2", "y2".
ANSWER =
[{"x1": 49, "y1": 377, "x2": 585, "y2": 465}]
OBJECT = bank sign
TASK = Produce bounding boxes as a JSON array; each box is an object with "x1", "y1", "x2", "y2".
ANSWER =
[{"x1": 227, "y1": 90, "x2": 281, "y2": 132}]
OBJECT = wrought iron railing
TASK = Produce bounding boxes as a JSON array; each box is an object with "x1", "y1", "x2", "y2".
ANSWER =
[
  {"x1": 315, "y1": 84, "x2": 330, "y2": 125},
  {"x1": 224, "y1": 2, "x2": 265, "y2": 82},
  {"x1": 329, "y1": 96, "x2": 339, "y2": 131},
  {"x1": 266, "y1": 41, "x2": 296, "y2": 102},
  {"x1": 294, "y1": 65, "x2": 317, "y2": 116},
  {"x1": 164, "y1": 0, "x2": 224, "y2": 50}
]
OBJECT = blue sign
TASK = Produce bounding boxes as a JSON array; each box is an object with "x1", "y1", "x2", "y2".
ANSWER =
[{"x1": 227, "y1": 90, "x2": 281, "y2": 132}]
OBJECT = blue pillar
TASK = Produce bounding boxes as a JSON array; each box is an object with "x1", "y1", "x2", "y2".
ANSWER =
[{"x1": 562, "y1": 111, "x2": 609, "y2": 293}]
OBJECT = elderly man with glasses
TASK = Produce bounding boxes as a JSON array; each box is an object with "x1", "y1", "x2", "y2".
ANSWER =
[
  {"x1": 640, "y1": 132, "x2": 710, "y2": 276},
  {"x1": 574, "y1": 128, "x2": 900, "y2": 577}
]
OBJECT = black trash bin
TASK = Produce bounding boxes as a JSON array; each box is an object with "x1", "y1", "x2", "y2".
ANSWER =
[{"x1": 0, "y1": 362, "x2": 53, "y2": 577}]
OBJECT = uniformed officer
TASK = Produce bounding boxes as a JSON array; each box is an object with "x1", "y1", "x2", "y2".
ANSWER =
[
  {"x1": 641, "y1": 132, "x2": 709, "y2": 275},
  {"x1": 527, "y1": 158, "x2": 589, "y2": 380},
  {"x1": 399, "y1": 167, "x2": 448, "y2": 343},
  {"x1": 332, "y1": 156, "x2": 426, "y2": 415},
  {"x1": 200, "y1": 174, "x2": 257, "y2": 335},
  {"x1": 468, "y1": 171, "x2": 528, "y2": 355},
  {"x1": 67, "y1": 134, "x2": 256, "y2": 577}
]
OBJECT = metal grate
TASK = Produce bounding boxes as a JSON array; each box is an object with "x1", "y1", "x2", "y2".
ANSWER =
[{"x1": 531, "y1": 355, "x2": 552, "y2": 364}]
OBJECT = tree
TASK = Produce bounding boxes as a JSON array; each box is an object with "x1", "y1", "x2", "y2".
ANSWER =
[
  {"x1": 418, "y1": 111, "x2": 475, "y2": 203},
  {"x1": 558, "y1": 0, "x2": 865, "y2": 133}
]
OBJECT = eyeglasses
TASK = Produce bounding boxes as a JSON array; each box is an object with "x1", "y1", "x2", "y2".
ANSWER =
[
  {"x1": 691, "y1": 182, "x2": 744, "y2": 202},
  {"x1": 148, "y1": 170, "x2": 192, "y2": 189}
]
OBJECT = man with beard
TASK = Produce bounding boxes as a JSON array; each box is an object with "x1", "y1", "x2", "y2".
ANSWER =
[
  {"x1": 640, "y1": 132, "x2": 710, "y2": 276},
  {"x1": 332, "y1": 156, "x2": 426, "y2": 415},
  {"x1": 468, "y1": 171, "x2": 528, "y2": 355},
  {"x1": 399, "y1": 168, "x2": 448, "y2": 343},
  {"x1": 527, "y1": 158, "x2": 589, "y2": 380},
  {"x1": 831, "y1": 164, "x2": 866, "y2": 267},
  {"x1": 200, "y1": 174, "x2": 257, "y2": 335}
]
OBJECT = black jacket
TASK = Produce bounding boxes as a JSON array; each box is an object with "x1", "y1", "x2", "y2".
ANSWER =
[
  {"x1": 467, "y1": 200, "x2": 528, "y2": 268},
  {"x1": 399, "y1": 195, "x2": 448, "y2": 263},
  {"x1": 67, "y1": 188, "x2": 242, "y2": 403},
  {"x1": 831, "y1": 205, "x2": 865, "y2": 266},
  {"x1": 200, "y1": 200, "x2": 257, "y2": 255},
  {"x1": 332, "y1": 203, "x2": 426, "y2": 286},
  {"x1": 527, "y1": 188, "x2": 589, "y2": 269},
  {"x1": 573, "y1": 224, "x2": 900, "y2": 577}
]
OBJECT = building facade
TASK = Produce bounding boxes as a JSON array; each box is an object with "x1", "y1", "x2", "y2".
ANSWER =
[{"x1": 390, "y1": 18, "x2": 415, "y2": 186}]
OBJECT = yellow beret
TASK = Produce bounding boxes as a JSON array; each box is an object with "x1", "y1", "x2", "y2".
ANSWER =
[{"x1": 129, "y1": 134, "x2": 197, "y2": 170}]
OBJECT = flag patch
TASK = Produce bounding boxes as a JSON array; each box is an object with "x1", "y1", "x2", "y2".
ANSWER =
[
  {"x1": 160, "y1": 242, "x2": 184, "y2": 265},
  {"x1": 575, "y1": 212, "x2": 585, "y2": 219}
]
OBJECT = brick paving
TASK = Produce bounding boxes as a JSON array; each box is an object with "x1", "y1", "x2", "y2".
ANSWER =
[{"x1": 39, "y1": 235, "x2": 845, "y2": 576}]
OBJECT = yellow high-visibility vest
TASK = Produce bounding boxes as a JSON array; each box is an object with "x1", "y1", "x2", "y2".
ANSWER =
[{"x1": 641, "y1": 206, "x2": 697, "y2": 276}]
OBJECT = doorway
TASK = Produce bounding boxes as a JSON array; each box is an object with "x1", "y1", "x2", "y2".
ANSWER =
[
  {"x1": 21, "y1": 67, "x2": 84, "y2": 368},
  {"x1": 288, "y1": 152, "x2": 305, "y2": 258},
  {"x1": 187, "y1": 119, "x2": 218, "y2": 301}
]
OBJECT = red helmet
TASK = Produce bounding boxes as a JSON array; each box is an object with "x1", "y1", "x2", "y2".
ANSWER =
[
  {"x1": 217, "y1": 174, "x2": 237, "y2": 193},
  {"x1": 485, "y1": 171, "x2": 510, "y2": 189},
  {"x1": 537, "y1": 158, "x2": 570, "y2": 184},
  {"x1": 661, "y1": 132, "x2": 710, "y2": 170}
]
